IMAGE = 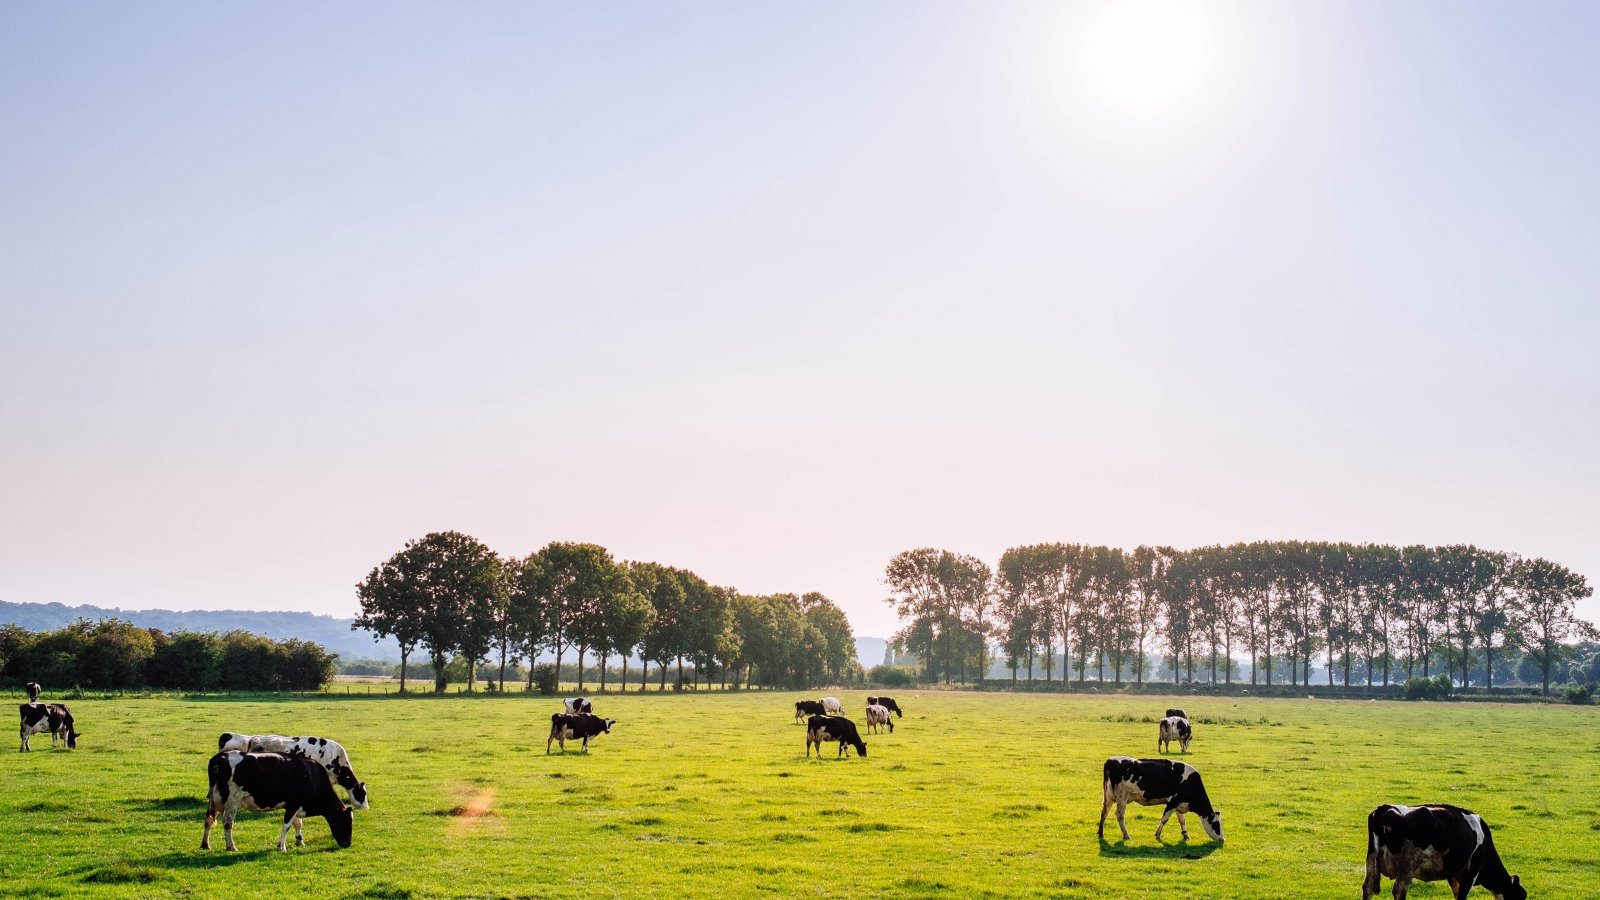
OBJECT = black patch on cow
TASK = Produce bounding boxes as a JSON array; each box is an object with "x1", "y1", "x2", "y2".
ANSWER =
[{"x1": 1365, "y1": 804, "x2": 1524, "y2": 900}]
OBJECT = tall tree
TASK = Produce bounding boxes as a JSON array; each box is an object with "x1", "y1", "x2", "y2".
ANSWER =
[
  {"x1": 354, "y1": 542, "x2": 430, "y2": 693},
  {"x1": 356, "y1": 531, "x2": 500, "y2": 693},
  {"x1": 528, "y1": 542, "x2": 622, "y2": 690},
  {"x1": 1513, "y1": 558, "x2": 1595, "y2": 695},
  {"x1": 1127, "y1": 546, "x2": 1172, "y2": 684}
]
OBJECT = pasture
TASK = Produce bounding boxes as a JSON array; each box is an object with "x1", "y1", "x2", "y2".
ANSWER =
[{"x1": 2, "y1": 691, "x2": 1594, "y2": 898}]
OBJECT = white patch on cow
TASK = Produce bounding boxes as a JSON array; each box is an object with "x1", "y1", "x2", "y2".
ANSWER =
[{"x1": 821, "y1": 697, "x2": 843, "y2": 715}]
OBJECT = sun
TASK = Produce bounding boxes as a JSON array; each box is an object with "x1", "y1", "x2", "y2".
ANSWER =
[{"x1": 1064, "y1": 0, "x2": 1225, "y2": 122}]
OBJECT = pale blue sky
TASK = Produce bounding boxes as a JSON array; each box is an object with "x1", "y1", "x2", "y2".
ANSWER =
[{"x1": 3, "y1": 1, "x2": 1597, "y2": 638}]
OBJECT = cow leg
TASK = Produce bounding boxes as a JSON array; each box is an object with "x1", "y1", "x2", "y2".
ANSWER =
[
  {"x1": 223, "y1": 810, "x2": 238, "y2": 852},
  {"x1": 1155, "y1": 807, "x2": 1174, "y2": 840},
  {"x1": 1448, "y1": 878, "x2": 1470, "y2": 900},
  {"x1": 278, "y1": 810, "x2": 295, "y2": 851},
  {"x1": 1116, "y1": 800, "x2": 1131, "y2": 841},
  {"x1": 1391, "y1": 876, "x2": 1411, "y2": 900},
  {"x1": 19, "y1": 728, "x2": 27, "y2": 752},
  {"x1": 582, "y1": 736, "x2": 589, "y2": 754},
  {"x1": 1362, "y1": 854, "x2": 1381, "y2": 900},
  {"x1": 1097, "y1": 791, "x2": 1111, "y2": 839},
  {"x1": 202, "y1": 803, "x2": 217, "y2": 850},
  {"x1": 1176, "y1": 810, "x2": 1189, "y2": 839}
]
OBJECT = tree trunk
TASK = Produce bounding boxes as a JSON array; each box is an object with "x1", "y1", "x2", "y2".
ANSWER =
[
  {"x1": 432, "y1": 650, "x2": 448, "y2": 693},
  {"x1": 600, "y1": 654, "x2": 607, "y2": 691},
  {"x1": 621, "y1": 655, "x2": 628, "y2": 693},
  {"x1": 498, "y1": 642, "x2": 508, "y2": 692},
  {"x1": 467, "y1": 658, "x2": 476, "y2": 693},
  {"x1": 676, "y1": 655, "x2": 683, "y2": 691},
  {"x1": 577, "y1": 647, "x2": 587, "y2": 691},
  {"x1": 399, "y1": 647, "x2": 410, "y2": 694}
]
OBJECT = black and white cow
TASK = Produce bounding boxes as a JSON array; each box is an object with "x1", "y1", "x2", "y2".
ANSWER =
[
  {"x1": 18, "y1": 702, "x2": 77, "y2": 752},
  {"x1": 203, "y1": 751, "x2": 353, "y2": 851},
  {"x1": 805, "y1": 715, "x2": 867, "y2": 759},
  {"x1": 865, "y1": 704, "x2": 894, "y2": 734},
  {"x1": 1158, "y1": 716, "x2": 1192, "y2": 754},
  {"x1": 547, "y1": 713, "x2": 614, "y2": 754},
  {"x1": 25, "y1": 682, "x2": 41, "y2": 703},
  {"x1": 820, "y1": 696, "x2": 844, "y2": 715},
  {"x1": 1165, "y1": 707, "x2": 1188, "y2": 719},
  {"x1": 867, "y1": 696, "x2": 903, "y2": 718},
  {"x1": 1364, "y1": 804, "x2": 1525, "y2": 900},
  {"x1": 217, "y1": 733, "x2": 369, "y2": 809},
  {"x1": 1099, "y1": 756, "x2": 1223, "y2": 843},
  {"x1": 794, "y1": 700, "x2": 826, "y2": 723},
  {"x1": 563, "y1": 697, "x2": 593, "y2": 714}
]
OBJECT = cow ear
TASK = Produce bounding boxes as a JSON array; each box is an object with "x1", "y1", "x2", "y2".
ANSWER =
[{"x1": 1512, "y1": 876, "x2": 1520, "y2": 885}]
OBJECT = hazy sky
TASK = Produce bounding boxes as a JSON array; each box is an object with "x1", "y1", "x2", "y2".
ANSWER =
[{"x1": 3, "y1": 2, "x2": 1598, "y2": 639}]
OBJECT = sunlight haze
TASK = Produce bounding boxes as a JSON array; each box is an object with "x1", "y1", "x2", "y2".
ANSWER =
[{"x1": 3, "y1": 1, "x2": 1597, "y2": 639}]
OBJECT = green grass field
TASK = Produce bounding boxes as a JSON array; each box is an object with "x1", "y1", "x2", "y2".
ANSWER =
[{"x1": 2, "y1": 691, "x2": 1594, "y2": 898}]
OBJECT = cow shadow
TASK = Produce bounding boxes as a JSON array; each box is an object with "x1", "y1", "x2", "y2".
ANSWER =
[
  {"x1": 137, "y1": 848, "x2": 315, "y2": 869},
  {"x1": 1097, "y1": 836, "x2": 1221, "y2": 860},
  {"x1": 131, "y1": 796, "x2": 204, "y2": 820}
]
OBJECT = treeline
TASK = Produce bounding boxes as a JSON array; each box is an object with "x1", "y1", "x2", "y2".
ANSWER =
[
  {"x1": 0, "y1": 619, "x2": 338, "y2": 692},
  {"x1": 886, "y1": 542, "x2": 1595, "y2": 695},
  {"x1": 355, "y1": 532, "x2": 858, "y2": 693}
]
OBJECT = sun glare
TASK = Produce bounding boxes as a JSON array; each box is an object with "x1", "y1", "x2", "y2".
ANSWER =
[{"x1": 1064, "y1": 0, "x2": 1225, "y2": 122}]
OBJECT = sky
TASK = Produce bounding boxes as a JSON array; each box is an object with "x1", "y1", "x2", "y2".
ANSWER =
[{"x1": 2, "y1": 1, "x2": 1598, "y2": 640}]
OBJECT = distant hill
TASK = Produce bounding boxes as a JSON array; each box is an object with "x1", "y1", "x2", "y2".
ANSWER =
[
  {"x1": 0, "y1": 600, "x2": 398, "y2": 662},
  {"x1": 1, "y1": 599, "x2": 890, "y2": 672}
]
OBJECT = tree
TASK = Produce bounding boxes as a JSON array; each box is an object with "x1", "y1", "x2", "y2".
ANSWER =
[
  {"x1": 1513, "y1": 558, "x2": 1594, "y2": 694},
  {"x1": 1127, "y1": 546, "x2": 1172, "y2": 684},
  {"x1": 526, "y1": 542, "x2": 623, "y2": 691},
  {"x1": 147, "y1": 631, "x2": 222, "y2": 690},
  {"x1": 599, "y1": 572, "x2": 654, "y2": 692},
  {"x1": 355, "y1": 540, "x2": 432, "y2": 693},
  {"x1": 635, "y1": 562, "x2": 687, "y2": 691}
]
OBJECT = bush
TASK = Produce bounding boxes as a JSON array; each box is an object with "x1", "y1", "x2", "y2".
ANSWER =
[
  {"x1": 1404, "y1": 674, "x2": 1454, "y2": 701},
  {"x1": 531, "y1": 663, "x2": 558, "y2": 695},
  {"x1": 869, "y1": 665, "x2": 914, "y2": 688},
  {"x1": 1563, "y1": 683, "x2": 1594, "y2": 705}
]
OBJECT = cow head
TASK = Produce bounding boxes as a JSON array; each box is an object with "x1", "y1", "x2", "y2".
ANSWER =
[
  {"x1": 1498, "y1": 874, "x2": 1525, "y2": 900},
  {"x1": 326, "y1": 804, "x2": 354, "y2": 848},
  {"x1": 1200, "y1": 810, "x2": 1223, "y2": 842},
  {"x1": 331, "y1": 763, "x2": 370, "y2": 810},
  {"x1": 602, "y1": 718, "x2": 616, "y2": 734}
]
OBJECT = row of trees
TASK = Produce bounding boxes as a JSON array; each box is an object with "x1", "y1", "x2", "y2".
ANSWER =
[
  {"x1": 0, "y1": 619, "x2": 338, "y2": 692},
  {"x1": 354, "y1": 532, "x2": 858, "y2": 693},
  {"x1": 886, "y1": 542, "x2": 1594, "y2": 695}
]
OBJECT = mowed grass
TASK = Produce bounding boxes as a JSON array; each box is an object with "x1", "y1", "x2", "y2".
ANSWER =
[{"x1": 1, "y1": 691, "x2": 1595, "y2": 898}]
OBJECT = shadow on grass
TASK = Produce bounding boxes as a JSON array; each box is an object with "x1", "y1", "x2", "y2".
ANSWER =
[
  {"x1": 131, "y1": 796, "x2": 203, "y2": 819},
  {"x1": 136, "y1": 848, "x2": 297, "y2": 869},
  {"x1": 1097, "y1": 836, "x2": 1221, "y2": 860}
]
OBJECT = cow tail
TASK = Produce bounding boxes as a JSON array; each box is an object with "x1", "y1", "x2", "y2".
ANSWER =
[
  {"x1": 1101, "y1": 760, "x2": 1114, "y2": 806},
  {"x1": 207, "y1": 754, "x2": 231, "y2": 807}
]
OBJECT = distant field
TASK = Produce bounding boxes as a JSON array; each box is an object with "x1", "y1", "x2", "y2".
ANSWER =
[{"x1": 3, "y1": 692, "x2": 1594, "y2": 898}]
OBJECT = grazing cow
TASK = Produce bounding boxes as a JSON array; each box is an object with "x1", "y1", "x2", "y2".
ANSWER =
[
  {"x1": 547, "y1": 713, "x2": 614, "y2": 754},
  {"x1": 18, "y1": 702, "x2": 77, "y2": 752},
  {"x1": 867, "y1": 695, "x2": 904, "y2": 718},
  {"x1": 1099, "y1": 756, "x2": 1223, "y2": 843},
  {"x1": 1364, "y1": 804, "x2": 1525, "y2": 900},
  {"x1": 1165, "y1": 708, "x2": 1187, "y2": 719},
  {"x1": 203, "y1": 751, "x2": 352, "y2": 851},
  {"x1": 865, "y1": 704, "x2": 894, "y2": 735},
  {"x1": 805, "y1": 715, "x2": 867, "y2": 759},
  {"x1": 794, "y1": 700, "x2": 826, "y2": 723},
  {"x1": 216, "y1": 733, "x2": 369, "y2": 809},
  {"x1": 1158, "y1": 716, "x2": 1192, "y2": 754},
  {"x1": 820, "y1": 696, "x2": 844, "y2": 715},
  {"x1": 563, "y1": 697, "x2": 593, "y2": 714},
  {"x1": 25, "y1": 682, "x2": 41, "y2": 703}
]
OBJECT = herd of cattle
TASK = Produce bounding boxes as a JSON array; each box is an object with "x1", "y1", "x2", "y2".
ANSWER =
[{"x1": 15, "y1": 682, "x2": 1529, "y2": 897}]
